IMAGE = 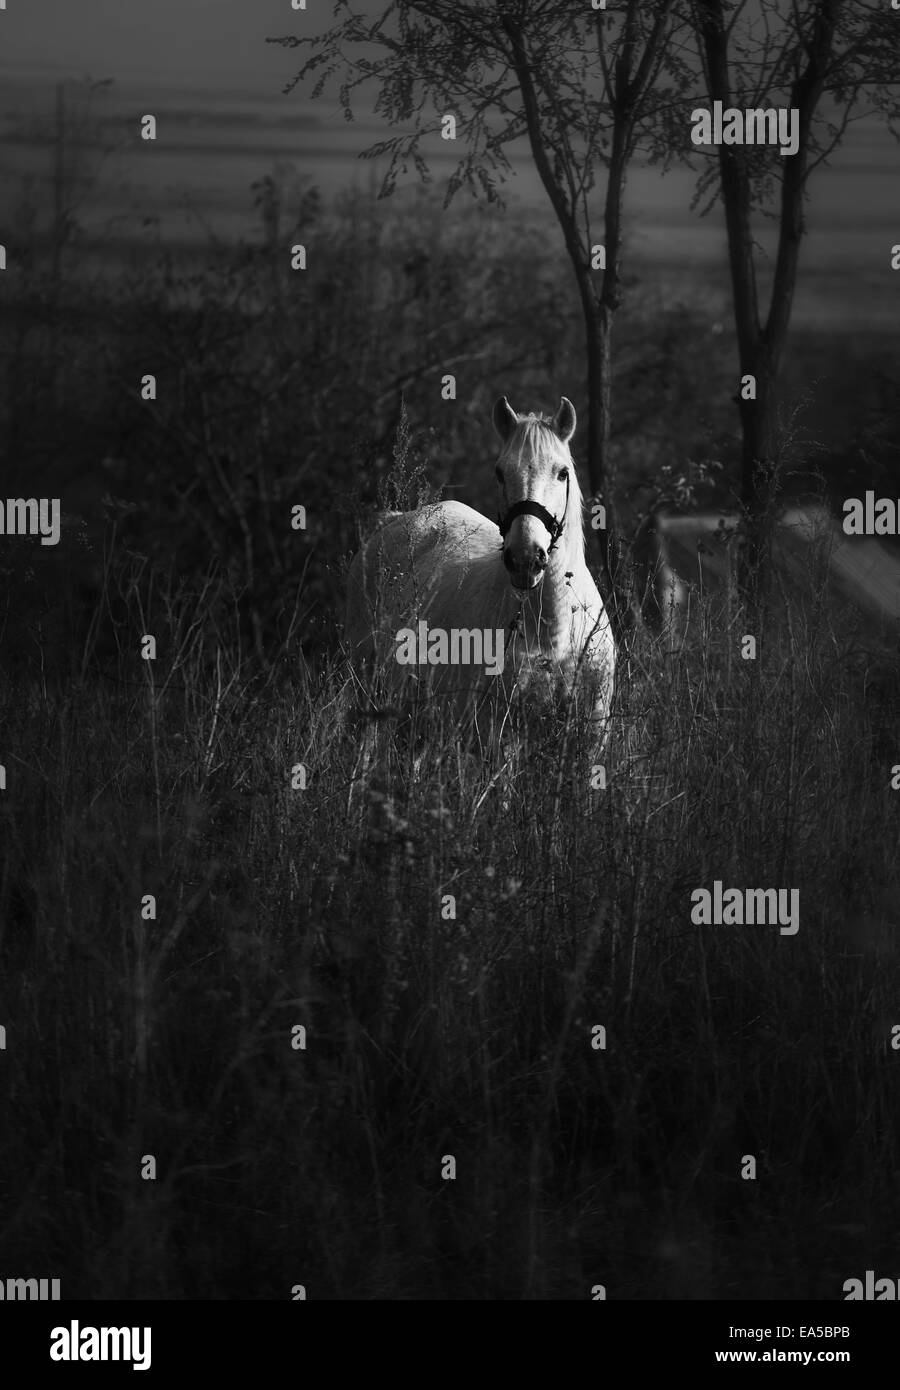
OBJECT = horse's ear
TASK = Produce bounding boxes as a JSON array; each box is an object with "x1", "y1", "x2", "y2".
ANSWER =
[
  {"x1": 552, "y1": 397, "x2": 576, "y2": 443},
  {"x1": 492, "y1": 395, "x2": 518, "y2": 443}
]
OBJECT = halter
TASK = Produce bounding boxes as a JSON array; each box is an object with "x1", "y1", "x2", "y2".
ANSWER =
[{"x1": 498, "y1": 471, "x2": 569, "y2": 555}]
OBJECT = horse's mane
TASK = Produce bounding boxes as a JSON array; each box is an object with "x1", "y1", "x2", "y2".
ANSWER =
[{"x1": 498, "y1": 415, "x2": 586, "y2": 560}]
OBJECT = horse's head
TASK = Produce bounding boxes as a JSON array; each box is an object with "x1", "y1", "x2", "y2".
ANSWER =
[{"x1": 492, "y1": 395, "x2": 576, "y2": 591}]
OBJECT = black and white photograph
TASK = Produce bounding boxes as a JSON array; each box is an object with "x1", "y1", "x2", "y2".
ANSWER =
[{"x1": 1, "y1": 0, "x2": 899, "y2": 1342}]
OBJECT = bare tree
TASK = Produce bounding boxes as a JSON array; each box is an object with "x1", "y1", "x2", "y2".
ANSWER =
[
  {"x1": 269, "y1": 0, "x2": 690, "y2": 621},
  {"x1": 688, "y1": 0, "x2": 900, "y2": 591}
]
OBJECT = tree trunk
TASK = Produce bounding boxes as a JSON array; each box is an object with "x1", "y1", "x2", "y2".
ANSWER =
[
  {"x1": 697, "y1": 0, "x2": 770, "y2": 608},
  {"x1": 503, "y1": 15, "x2": 625, "y2": 629},
  {"x1": 736, "y1": 346, "x2": 777, "y2": 602},
  {"x1": 579, "y1": 63, "x2": 634, "y2": 636},
  {"x1": 591, "y1": 87, "x2": 630, "y2": 632},
  {"x1": 695, "y1": 0, "x2": 839, "y2": 609},
  {"x1": 583, "y1": 299, "x2": 617, "y2": 609}
]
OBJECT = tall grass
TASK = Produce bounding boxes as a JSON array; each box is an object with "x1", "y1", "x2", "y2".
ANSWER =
[
  {"x1": 1, "y1": 171, "x2": 897, "y2": 1299},
  {"x1": 0, "y1": 523, "x2": 897, "y2": 1299}
]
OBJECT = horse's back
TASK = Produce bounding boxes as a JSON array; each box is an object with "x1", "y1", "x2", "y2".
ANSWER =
[
  {"x1": 383, "y1": 501, "x2": 498, "y2": 563},
  {"x1": 345, "y1": 501, "x2": 500, "y2": 667}
]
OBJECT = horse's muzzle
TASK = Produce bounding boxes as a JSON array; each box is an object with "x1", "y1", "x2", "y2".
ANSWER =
[{"x1": 504, "y1": 544, "x2": 547, "y2": 589}]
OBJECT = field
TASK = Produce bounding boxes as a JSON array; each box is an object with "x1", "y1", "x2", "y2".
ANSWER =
[
  {"x1": 1, "y1": 78, "x2": 899, "y2": 1299},
  {"x1": 1, "y1": 503, "x2": 898, "y2": 1297}
]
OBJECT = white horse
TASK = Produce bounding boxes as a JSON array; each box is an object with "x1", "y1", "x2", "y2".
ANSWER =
[{"x1": 345, "y1": 395, "x2": 616, "y2": 800}]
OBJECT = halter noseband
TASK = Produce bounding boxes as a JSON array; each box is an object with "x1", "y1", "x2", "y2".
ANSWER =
[{"x1": 497, "y1": 471, "x2": 569, "y2": 554}]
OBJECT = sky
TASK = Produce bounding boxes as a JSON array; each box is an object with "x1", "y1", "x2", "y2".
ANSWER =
[
  {"x1": 1, "y1": 0, "x2": 303, "y2": 89},
  {"x1": 2, "y1": 1, "x2": 898, "y2": 332}
]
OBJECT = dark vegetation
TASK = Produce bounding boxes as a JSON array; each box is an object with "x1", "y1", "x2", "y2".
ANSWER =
[{"x1": 0, "y1": 172, "x2": 899, "y2": 1297}]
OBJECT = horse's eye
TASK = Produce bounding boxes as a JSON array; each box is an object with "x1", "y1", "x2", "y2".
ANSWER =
[{"x1": 557, "y1": 469, "x2": 568, "y2": 481}]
